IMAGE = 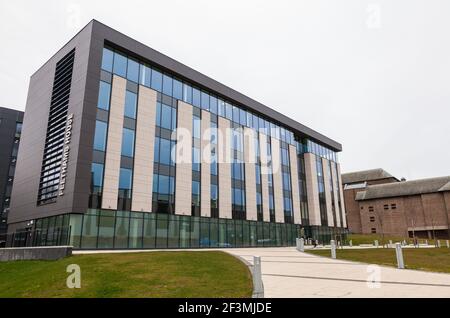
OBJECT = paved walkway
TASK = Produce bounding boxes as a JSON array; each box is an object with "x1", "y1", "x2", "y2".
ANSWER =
[{"x1": 224, "y1": 247, "x2": 450, "y2": 298}]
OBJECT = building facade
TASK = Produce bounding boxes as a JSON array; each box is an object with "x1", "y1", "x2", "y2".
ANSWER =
[
  {"x1": 0, "y1": 107, "x2": 23, "y2": 246},
  {"x1": 342, "y1": 169, "x2": 399, "y2": 233},
  {"x1": 343, "y1": 169, "x2": 450, "y2": 239},
  {"x1": 8, "y1": 20, "x2": 347, "y2": 249}
]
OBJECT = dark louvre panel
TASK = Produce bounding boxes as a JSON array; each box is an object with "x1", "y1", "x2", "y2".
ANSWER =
[{"x1": 37, "y1": 49, "x2": 75, "y2": 205}]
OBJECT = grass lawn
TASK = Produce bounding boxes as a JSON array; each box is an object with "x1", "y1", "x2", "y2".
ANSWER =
[
  {"x1": 306, "y1": 248, "x2": 450, "y2": 274},
  {"x1": 0, "y1": 251, "x2": 252, "y2": 298}
]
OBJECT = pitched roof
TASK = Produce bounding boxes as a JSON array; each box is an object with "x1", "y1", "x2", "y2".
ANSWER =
[
  {"x1": 439, "y1": 181, "x2": 450, "y2": 192},
  {"x1": 342, "y1": 168, "x2": 397, "y2": 184},
  {"x1": 355, "y1": 176, "x2": 450, "y2": 201}
]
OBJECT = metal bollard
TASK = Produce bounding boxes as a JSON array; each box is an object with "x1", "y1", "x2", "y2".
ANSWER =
[
  {"x1": 330, "y1": 240, "x2": 336, "y2": 259},
  {"x1": 374, "y1": 240, "x2": 379, "y2": 248},
  {"x1": 425, "y1": 239, "x2": 428, "y2": 246},
  {"x1": 395, "y1": 243, "x2": 405, "y2": 269},
  {"x1": 296, "y1": 238, "x2": 305, "y2": 252},
  {"x1": 252, "y1": 256, "x2": 264, "y2": 298},
  {"x1": 349, "y1": 240, "x2": 353, "y2": 247},
  {"x1": 437, "y1": 240, "x2": 441, "y2": 248}
]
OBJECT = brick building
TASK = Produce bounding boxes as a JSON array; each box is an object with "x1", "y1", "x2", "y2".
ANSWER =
[{"x1": 342, "y1": 169, "x2": 450, "y2": 239}]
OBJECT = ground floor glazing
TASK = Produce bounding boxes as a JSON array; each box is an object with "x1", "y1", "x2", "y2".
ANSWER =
[{"x1": 11, "y1": 209, "x2": 348, "y2": 249}]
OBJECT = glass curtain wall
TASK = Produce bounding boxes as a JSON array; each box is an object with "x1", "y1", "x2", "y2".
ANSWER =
[{"x1": 32, "y1": 211, "x2": 305, "y2": 249}]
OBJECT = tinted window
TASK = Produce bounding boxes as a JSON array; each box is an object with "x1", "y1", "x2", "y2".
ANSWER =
[
  {"x1": 160, "y1": 104, "x2": 172, "y2": 130},
  {"x1": 193, "y1": 117, "x2": 201, "y2": 139},
  {"x1": 246, "y1": 112, "x2": 253, "y2": 127},
  {"x1": 113, "y1": 52, "x2": 127, "y2": 77},
  {"x1": 173, "y1": 79, "x2": 183, "y2": 100},
  {"x1": 151, "y1": 69, "x2": 162, "y2": 92},
  {"x1": 127, "y1": 59, "x2": 139, "y2": 82},
  {"x1": 124, "y1": 91, "x2": 137, "y2": 119},
  {"x1": 233, "y1": 188, "x2": 242, "y2": 205},
  {"x1": 218, "y1": 99, "x2": 225, "y2": 117},
  {"x1": 91, "y1": 163, "x2": 104, "y2": 187},
  {"x1": 192, "y1": 181, "x2": 200, "y2": 195},
  {"x1": 239, "y1": 109, "x2": 247, "y2": 126},
  {"x1": 97, "y1": 81, "x2": 111, "y2": 110},
  {"x1": 140, "y1": 65, "x2": 151, "y2": 87},
  {"x1": 192, "y1": 148, "x2": 201, "y2": 171},
  {"x1": 154, "y1": 137, "x2": 160, "y2": 163},
  {"x1": 183, "y1": 83, "x2": 192, "y2": 103},
  {"x1": 171, "y1": 107, "x2": 177, "y2": 130},
  {"x1": 192, "y1": 87, "x2": 201, "y2": 107},
  {"x1": 255, "y1": 165, "x2": 261, "y2": 184},
  {"x1": 209, "y1": 96, "x2": 218, "y2": 114},
  {"x1": 281, "y1": 148, "x2": 289, "y2": 165},
  {"x1": 259, "y1": 117, "x2": 265, "y2": 133},
  {"x1": 159, "y1": 138, "x2": 172, "y2": 165},
  {"x1": 156, "y1": 103, "x2": 161, "y2": 127},
  {"x1": 252, "y1": 114, "x2": 259, "y2": 130},
  {"x1": 284, "y1": 197, "x2": 292, "y2": 212},
  {"x1": 211, "y1": 162, "x2": 217, "y2": 176},
  {"x1": 158, "y1": 175, "x2": 171, "y2": 194},
  {"x1": 225, "y1": 103, "x2": 233, "y2": 120},
  {"x1": 119, "y1": 168, "x2": 132, "y2": 190},
  {"x1": 162, "y1": 74, "x2": 173, "y2": 96},
  {"x1": 232, "y1": 106, "x2": 240, "y2": 123},
  {"x1": 93, "y1": 120, "x2": 107, "y2": 151},
  {"x1": 121, "y1": 128, "x2": 135, "y2": 157},
  {"x1": 283, "y1": 173, "x2": 291, "y2": 190},
  {"x1": 211, "y1": 184, "x2": 218, "y2": 200},
  {"x1": 201, "y1": 91, "x2": 210, "y2": 110},
  {"x1": 101, "y1": 48, "x2": 114, "y2": 72}
]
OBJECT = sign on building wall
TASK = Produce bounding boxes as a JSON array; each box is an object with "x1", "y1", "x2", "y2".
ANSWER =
[{"x1": 58, "y1": 113, "x2": 74, "y2": 196}]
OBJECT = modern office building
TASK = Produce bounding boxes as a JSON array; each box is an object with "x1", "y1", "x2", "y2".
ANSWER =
[
  {"x1": 343, "y1": 169, "x2": 450, "y2": 239},
  {"x1": 8, "y1": 20, "x2": 347, "y2": 249},
  {"x1": 0, "y1": 107, "x2": 23, "y2": 246}
]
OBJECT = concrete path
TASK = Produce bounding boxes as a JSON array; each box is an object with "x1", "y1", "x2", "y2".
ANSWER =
[{"x1": 224, "y1": 247, "x2": 450, "y2": 298}]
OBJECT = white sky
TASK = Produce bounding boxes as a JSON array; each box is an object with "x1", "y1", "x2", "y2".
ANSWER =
[{"x1": 1, "y1": 0, "x2": 449, "y2": 180}]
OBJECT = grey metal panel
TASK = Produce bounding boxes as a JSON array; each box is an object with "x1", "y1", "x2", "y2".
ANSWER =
[{"x1": 8, "y1": 21, "x2": 98, "y2": 225}]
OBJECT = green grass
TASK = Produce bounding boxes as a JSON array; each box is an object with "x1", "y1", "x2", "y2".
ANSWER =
[
  {"x1": 306, "y1": 248, "x2": 450, "y2": 273},
  {"x1": 0, "y1": 251, "x2": 252, "y2": 298}
]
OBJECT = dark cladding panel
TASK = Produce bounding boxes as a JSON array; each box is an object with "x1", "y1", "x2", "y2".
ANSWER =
[{"x1": 37, "y1": 49, "x2": 75, "y2": 205}]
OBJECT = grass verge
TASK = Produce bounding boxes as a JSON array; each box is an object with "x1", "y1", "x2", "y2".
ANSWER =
[{"x1": 0, "y1": 251, "x2": 252, "y2": 298}]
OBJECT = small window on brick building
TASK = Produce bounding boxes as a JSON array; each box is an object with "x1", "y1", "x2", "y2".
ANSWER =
[
  {"x1": 391, "y1": 203, "x2": 396, "y2": 209},
  {"x1": 368, "y1": 206, "x2": 374, "y2": 212},
  {"x1": 384, "y1": 204, "x2": 389, "y2": 210},
  {"x1": 371, "y1": 228, "x2": 376, "y2": 233},
  {"x1": 370, "y1": 216, "x2": 375, "y2": 222}
]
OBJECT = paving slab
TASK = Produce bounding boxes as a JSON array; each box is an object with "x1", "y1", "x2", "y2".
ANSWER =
[{"x1": 224, "y1": 247, "x2": 450, "y2": 298}]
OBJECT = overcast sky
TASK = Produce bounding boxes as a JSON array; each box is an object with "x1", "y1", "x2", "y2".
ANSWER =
[{"x1": 1, "y1": 0, "x2": 449, "y2": 180}]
